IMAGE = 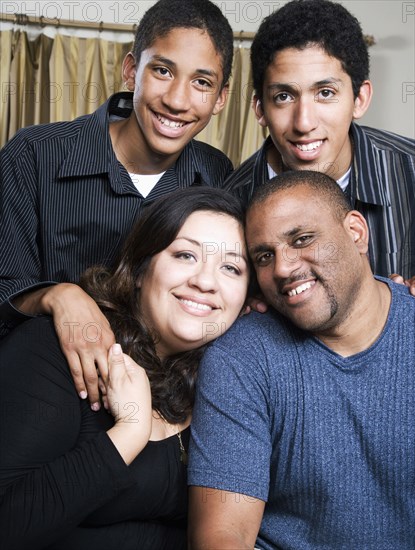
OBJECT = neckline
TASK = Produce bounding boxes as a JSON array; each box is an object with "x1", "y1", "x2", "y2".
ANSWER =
[{"x1": 147, "y1": 425, "x2": 190, "y2": 444}]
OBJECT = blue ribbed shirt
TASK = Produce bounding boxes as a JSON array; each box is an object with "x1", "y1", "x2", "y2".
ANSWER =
[{"x1": 189, "y1": 278, "x2": 415, "y2": 549}]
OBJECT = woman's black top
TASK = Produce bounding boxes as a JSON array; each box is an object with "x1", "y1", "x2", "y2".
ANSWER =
[{"x1": 0, "y1": 317, "x2": 189, "y2": 550}]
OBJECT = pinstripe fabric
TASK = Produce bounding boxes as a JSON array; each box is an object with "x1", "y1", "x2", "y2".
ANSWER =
[
  {"x1": 0, "y1": 93, "x2": 233, "y2": 336},
  {"x1": 225, "y1": 123, "x2": 415, "y2": 279}
]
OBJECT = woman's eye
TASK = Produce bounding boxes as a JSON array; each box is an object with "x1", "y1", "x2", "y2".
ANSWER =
[
  {"x1": 174, "y1": 252, "x2": 196, "y2": 261},
  {"x1": 222, "y1": 264, "x2": 240, "y2": 275}
]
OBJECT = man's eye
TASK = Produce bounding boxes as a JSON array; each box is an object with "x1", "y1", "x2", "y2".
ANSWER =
[
  {"x1": 195, "y1": 78, "x2": 212, "y2": 88},
  {"x1": 155, "y1": 67, "x2": 171, "y2": 77},
  {"x1": 274, "y1": 92, "x2": 294, "y2": 104},
  {"x1": 293, "y1": 236, "x2": 312, "y2": 246},
  {"x1": 317, "y1": 89, "x2": 335, "y2": 101},
  {"x1": 255, "y1": 252, "x2": 274, "y2": 265}
]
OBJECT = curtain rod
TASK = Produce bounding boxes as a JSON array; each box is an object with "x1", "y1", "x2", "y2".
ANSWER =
[
  {"x1": 0, "y1": 13, "x2": 255, "y2": 39},
  {"x1": 0, "y1": 13, "x2": 375, "y2": 45}
]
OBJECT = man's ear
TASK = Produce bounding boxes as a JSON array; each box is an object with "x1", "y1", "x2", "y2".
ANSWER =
[
  {"x1": 352, "y1": 80, "x2": 373, "y2": 120},
  {"x1": 253, "y1": 94, "x2": 267, "y2": 127},
  {"x1": 122, "y1": 52, "x2": 137, "y2": 92},
  {"x1": 212, "y1": 83, "x2": 229, "y2": 116},
  {"x1": 344, "y1": 210, "x2": 369, "y2": 255}
]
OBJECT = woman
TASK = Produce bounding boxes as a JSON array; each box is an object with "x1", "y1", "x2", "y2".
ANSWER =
[{"x1": 0, "y1": 188, "x2": 250, "y2": 550}]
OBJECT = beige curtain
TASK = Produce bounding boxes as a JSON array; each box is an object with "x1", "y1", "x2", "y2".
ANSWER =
[{"x1": 0, "y1": 29, "x2": 265, "y2": 166}]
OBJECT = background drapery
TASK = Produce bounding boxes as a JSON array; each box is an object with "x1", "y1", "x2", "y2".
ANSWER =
[{"x1": 0, "y1": 29, "x2": 266, "y2": 166}]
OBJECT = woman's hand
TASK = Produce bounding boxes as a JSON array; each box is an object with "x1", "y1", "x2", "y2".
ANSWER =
[{"x1": 106, "y1": 344, "x2": 152, "y2": 465}]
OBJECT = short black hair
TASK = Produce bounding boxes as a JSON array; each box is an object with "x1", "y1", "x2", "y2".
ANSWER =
[
  {"x1": 249, "y1": 170, "x2": 352, "y2": 222},
  {"x1": 251, "y1": 0, "x2": 369, "y2": 100},
  {"x1": 132, "y1": 0, "x2": 234, "y2": 89}
]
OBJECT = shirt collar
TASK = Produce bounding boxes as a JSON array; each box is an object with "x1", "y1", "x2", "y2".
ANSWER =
[
  {"x1": 254, "y1": 135, "x2": 274, "y2": 184},
  {"x1": 58, "y1": 92, "x2": 201, "y2": 188},
  {"x1": 58, "y1": 93, "x2": 123, "y2": 179}
]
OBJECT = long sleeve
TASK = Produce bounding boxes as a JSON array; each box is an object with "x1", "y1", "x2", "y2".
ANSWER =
[
  {"x1": 0, "y1": 133, "x2": 56, "y2": 336},
  {"x1": 0, "y1": 317, "x2": 134, "y2": 550}
]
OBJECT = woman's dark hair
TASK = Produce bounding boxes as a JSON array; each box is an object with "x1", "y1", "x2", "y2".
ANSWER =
[
  {"x1": 80, "y1": 187, "x2": 246, "y2": 423},
  {"x1": 132, "y1": 0, "x2": 234, "y2": 89},
  {"x1": 251, "y1": 0, "x2": 369, "y2": 100}
]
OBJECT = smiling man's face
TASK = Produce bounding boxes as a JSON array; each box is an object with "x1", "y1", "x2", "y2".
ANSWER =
[
  {"x1": 255, "y1": 45, "x2": 370, "y2": 181},
  {"x1": 247, "y1": 184, "x2": 364, "y2": 335},
  {"x1": 123, "y1": 27, "x2": 227, "y2": 166}
]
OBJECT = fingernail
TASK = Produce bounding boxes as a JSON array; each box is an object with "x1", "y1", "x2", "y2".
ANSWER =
[
  {"x1": 79, "y1": 391, "x2": 88, "y2": 400},
  {"x1": 112, "y1": 343, "x2": 122, "y2": 355},
  {"x1": 91, "y1": 402, "x2": 100, "y2": 412}
]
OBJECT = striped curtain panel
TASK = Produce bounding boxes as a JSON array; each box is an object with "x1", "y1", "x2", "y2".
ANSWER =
[{"x1": 0, "y1": 29, "x2": 266, "y2": 166}]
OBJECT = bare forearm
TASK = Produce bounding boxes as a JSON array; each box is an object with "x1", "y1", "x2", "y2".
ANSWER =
[
  {"x1": 189, "y1": 529, "x2": 252, "y2": 549},
  {"x1": 188, "y1": 488, "x2": 263, "y2": 550}
]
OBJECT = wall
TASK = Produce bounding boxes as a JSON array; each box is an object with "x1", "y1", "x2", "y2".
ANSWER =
[{"x1": 1, "y1": 0, "x2": 414, "y2": 138}]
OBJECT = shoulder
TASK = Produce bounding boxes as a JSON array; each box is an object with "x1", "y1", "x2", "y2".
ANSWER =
[
  {"x1": 0, "y1": 316, "x2": 69, "y2": 380},
  {"x1": 188, "y1": 140, "x2": 233, "y2": 183},
  {"x1": 1, "y1": 116, "x2": 90, "y2": 155},
  {"x1": 204, "y1": 311, "x2": 297, "y2": 364},
  {"x1": 353, "y1": 124, "x2": 415, "y2": 157},
  {"x1": 191, "y1": 139, "x2": 233, "y2": 166},
  {"x1": 376, "y1": 276, "x2": 415, "y2": 321},
  {"x1": 225, "y1": 148, "x2": 261, "y2": 188}
]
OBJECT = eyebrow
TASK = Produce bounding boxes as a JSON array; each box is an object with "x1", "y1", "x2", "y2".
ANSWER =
[
  {"x1": 249, "y1": 226, "x2": 313, "y2": 253},
  {"x1": 149, "y1": 55, "x2": 219, "y2": 80},
  {"x1": 176, "y1": 236, "x2": 248, "y2": 263},
  {"x1": 267, "y1": 77, "x2": 343, "y2": 93}
]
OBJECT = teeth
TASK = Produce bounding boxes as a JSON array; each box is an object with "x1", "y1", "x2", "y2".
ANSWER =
[
  {"x1": 180, "y1": 299, "x2": 212, "y2": 311},
  {"x1": 157, "y1": 114, "x2": 185, "y2": 128},
  {"x1": 287, "y1": 281, "x2": 313, "y2": 297},
  {"x1": 296, "y1": 140, "x2": 323, "y2": 152}
]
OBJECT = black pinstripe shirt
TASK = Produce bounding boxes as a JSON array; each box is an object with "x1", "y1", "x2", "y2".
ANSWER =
[
  {"x1": 0, "y1": 93, "x2": 233, "y2": 336},
  {"x1": 225, "y1": 123, "x2": 415, "y2": 280}
]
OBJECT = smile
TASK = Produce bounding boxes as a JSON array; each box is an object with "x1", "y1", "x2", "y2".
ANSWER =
[
  {"x1": 287, "y1": 281, "x2": 315, "y2": 297},
  {"x1": 179, "y1": 298, "x2": 214, "y2": 311},
  {"x1": 155, "y1": 112, "x2": 186, "y2": 128},
  {"x1": 295, "y1": 140, "x2": 323, "y2": 152}
]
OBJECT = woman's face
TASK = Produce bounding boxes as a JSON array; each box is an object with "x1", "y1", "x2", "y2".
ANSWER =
[{"x1": 138, "y1": 211, "x2": 249, "y2": 357}]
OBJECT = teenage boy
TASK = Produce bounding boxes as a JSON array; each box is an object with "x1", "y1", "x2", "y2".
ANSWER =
[
  {"x1": 0, "y1": 0, "x2": 233, "y2": 407},
  {"x1": 189, "y1": 170, "x2": 415, "y2": 549},
  {"x1": 225, "y1": 0, "x2": 415, "y2": 285}
]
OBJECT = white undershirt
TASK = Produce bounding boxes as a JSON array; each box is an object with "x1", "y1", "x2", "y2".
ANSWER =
[
  {"x1": 128, "y1": 172, "x2": 166, "y2": 198},
  {"x1": 267, "y1": 164, "x2": 352, "y2": 190}
]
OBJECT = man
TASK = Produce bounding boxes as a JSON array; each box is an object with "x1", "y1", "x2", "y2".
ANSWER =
[
  {"x1": 0, "y1": 0, "x2": 233, "y2": 406},
  {"x1": 188, "y1": 170, "x2": 415, "y2": 549},
  {"x1": 225, "y1": 0, "x2": 415, "y2": 286}
]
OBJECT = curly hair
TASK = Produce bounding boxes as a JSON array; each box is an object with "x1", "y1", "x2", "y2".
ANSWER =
[
  {"x1": 251, "y1": 0, "x2": 369, "y2": 100},
  {"x1": 80, "y1": 187, "x2": 247, "y2": 424},
  {"x1": 132, "y1": 0, "x2": 234, "y2": 89}
]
